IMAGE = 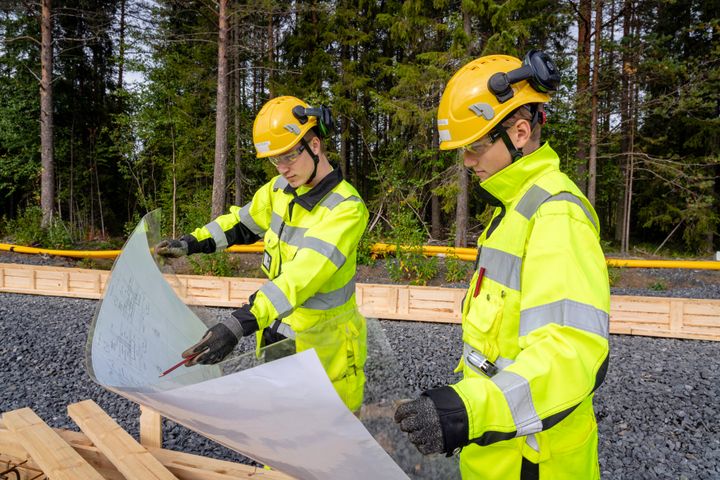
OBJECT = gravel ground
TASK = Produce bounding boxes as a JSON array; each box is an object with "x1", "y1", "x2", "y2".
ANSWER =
[{"x1": 1, "y1": 273, "x2": 719, "y2": 478}]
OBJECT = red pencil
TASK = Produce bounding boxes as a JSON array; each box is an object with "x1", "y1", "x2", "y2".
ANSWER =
[{"x1": 159, "y1": 352, "x2": 201, "y2": 377}]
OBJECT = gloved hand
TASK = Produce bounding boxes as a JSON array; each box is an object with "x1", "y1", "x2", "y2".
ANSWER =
[
  {"x1": 182, "y1": 305, "x2": 259, "y2": 366},
  {"x1": 182, "y1": 322, "x2": 239, "y2": 366},
  {"x1": 155, "y1": 239, "x2": 188, "y2": 258},
  {"x1": 394, "y1": 395, "x2": 446, "y2": 455}
]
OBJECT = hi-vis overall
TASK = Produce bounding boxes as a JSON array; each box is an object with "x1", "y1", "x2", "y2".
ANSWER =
[
  {"x1": 427, "y1": 143, "x2": 610, "y2": 479},
  {"x1": 186, "y1": 168, "x2": 369, "y2": 411}
]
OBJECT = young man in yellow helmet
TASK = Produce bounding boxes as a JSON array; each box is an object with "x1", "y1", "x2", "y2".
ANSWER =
[
  {"x1": 156, "y1": 96, "x2": 369, "y2": 412},
  {"x1": 395, "y1": 51, "x2": 610, "y2": 479}
]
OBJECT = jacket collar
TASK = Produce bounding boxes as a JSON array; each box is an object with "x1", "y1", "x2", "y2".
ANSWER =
[
  {"x1": 284, "y1": 164, "x2": 344, "y2": 211},
  {"x1": 479, "y1": 142, "x2": 560, "y2": 206}
]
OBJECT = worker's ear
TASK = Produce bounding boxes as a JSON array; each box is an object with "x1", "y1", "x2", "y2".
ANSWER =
[
  {"x1": 512, "y1": 118, "x2": 532, "y2": 149},
  {"x1": 311, "y1": 135, "x2": 321, "y2": 156}
]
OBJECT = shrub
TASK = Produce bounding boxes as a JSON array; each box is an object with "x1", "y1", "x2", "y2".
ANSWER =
[
  {"x1": 445, "y1": 256, "x2": 472, "y2": 283},
  {"x1": 2, "y1": 206, "x2": 72, "y2": 248},
  {"x1": 188, "y1": 251, "x2": 235, "y2": 277}
]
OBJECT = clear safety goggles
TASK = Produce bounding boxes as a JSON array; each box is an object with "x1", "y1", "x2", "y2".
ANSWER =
[
  {"x1": 268, "y1": 143, "x2": 306, "y2": 167},
  {"x1": 461, "y1": 135, "x2": 496, "y2": 156}
]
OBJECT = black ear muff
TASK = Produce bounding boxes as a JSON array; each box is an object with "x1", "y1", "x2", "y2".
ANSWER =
[
  {"x1": 523, "y1": 50, "x2": 561, "y2": 93},
  {"x1": 487, "y1": 50, "x2": 561, "y2": 103},
  {"x1": 293, "y1": 105, "x2": 335, "y2": 137}
]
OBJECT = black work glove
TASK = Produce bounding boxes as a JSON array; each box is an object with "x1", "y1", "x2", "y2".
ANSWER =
[
  {"x1": 182, "y1": 304, "x2": 259, "y2": 366},
  {"x1": 155, "y1": 239, "x2": 189, "y2": 258},
  {"x1": 394, "y1": 395, "x2": 446, "y2": 455}
]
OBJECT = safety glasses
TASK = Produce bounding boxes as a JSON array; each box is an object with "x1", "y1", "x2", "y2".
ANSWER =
[
  {"x1": 268, "y1": 143, "x2": 306, "y2": 167},
  {"x1": 461, "y1": 135, "x2": 496, "y2": 156}
]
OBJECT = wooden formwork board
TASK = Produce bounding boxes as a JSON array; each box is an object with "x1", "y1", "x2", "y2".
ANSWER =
[
  {"x1": 0, "y1": 404, "x2": 293, "y2": 480},
  {"x1": 1, "y1": 263, "x2": 718, "y2": 341}
]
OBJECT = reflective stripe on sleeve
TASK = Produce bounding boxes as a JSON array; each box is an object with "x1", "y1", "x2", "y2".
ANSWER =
[
  {"x1": 491, "y1": 370, "x2": 542, "y2": 437},
  {"x1": 516, "y1": 185, "x2": 598, "y2": 232},
  {"x1": 320, "y1": 193, "x2": 361, "y2": 210},
  {"x1": 302, "y1": 279, "x2": 355, "y2": 310},
  {"x1": 239, "y1": 203, "x2": 264, "y2": 236},
  {"x1": 204, "y1": 221, "x2": 228, "y2": 250},
  {"x1": 259, "y1": 281, "x2": 293, "y2": 319},
  {"x1": 274, "y1": 321, "x2": 296, "y2": 339},
  {"x1": 515, "y1": 185, "x2": 552, "y2": 219},
  {"x1": 478, "y1": 247, "x2": 521, "y2": 291},
  {"x1": 545, "y1": 193, "x2": 598, "y2": 231},
  {"x1": 519, "y1": 299, "x2": 609, "y2": 339}
]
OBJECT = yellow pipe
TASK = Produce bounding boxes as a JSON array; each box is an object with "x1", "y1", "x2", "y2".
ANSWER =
[
  {"x1": 2, "y1": 242, "x2": 719, "y2": 270},
  {"x1": 0, "y1": 243, "x2": 121, "y2": 259},
  {"x1": 606, "y1": 258, "x2": 720, "y2": 270}
]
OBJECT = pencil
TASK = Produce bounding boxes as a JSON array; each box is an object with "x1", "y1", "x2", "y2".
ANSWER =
[{"x1": 159, "y1": 352, "x2": 200, "y2": 377}]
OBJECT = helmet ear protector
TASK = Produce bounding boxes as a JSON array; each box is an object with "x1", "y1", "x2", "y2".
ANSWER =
[
  {"x1": 487, "y1": 50, "x2": 561, "y2": 103},
  {"x1": 292, "y1": 105, "x2": 335, "y2": 137}
]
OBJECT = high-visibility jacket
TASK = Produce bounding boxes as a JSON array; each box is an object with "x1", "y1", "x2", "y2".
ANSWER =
[
  {"x1": 424, "y1": 143, "x2": 610, "y2": 479},
  {"x1": 183, "y1": 167, "x2": 369, "y2": 411}
]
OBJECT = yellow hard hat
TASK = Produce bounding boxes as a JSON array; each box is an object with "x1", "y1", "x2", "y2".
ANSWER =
[
  {"x1": 437, "y1": 51, "x2": 559, "y2": 150},
  {"x1": 253, "y1": 96, "x2": 317, "y2": 158}
]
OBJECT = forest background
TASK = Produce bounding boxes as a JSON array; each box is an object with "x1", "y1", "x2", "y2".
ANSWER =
[{"x1": 1, "y1": 0, "x2": 718, "y2": 278}]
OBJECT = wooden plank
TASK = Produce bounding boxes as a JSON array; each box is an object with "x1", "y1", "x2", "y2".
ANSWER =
[
  {"x1": 683, "y1": 314, "x2": 720, "y2": 328},
  {"x1": 68, "y1": 399, "x2": 178, "y2": 480},
  {"x1": 3, "y1": 407, "x2": 104, "y2": 480},
  {"x1": 2, "y1": 427, "x2": 295, "y2": 480},
  {"x1": 140, "y1": 405, "x2": 163, "y2": 448},
  {"x1": 669, "y1": 300, "x2": 684, "y2": 332}
]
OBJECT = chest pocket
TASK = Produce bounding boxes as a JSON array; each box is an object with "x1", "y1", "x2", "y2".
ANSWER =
[
  {"x1": 261, "y1": 233, "x2": 280, "y2": 279},
  {"x1": 462, "y1": 268, "x2": 507, "y2": 362}
]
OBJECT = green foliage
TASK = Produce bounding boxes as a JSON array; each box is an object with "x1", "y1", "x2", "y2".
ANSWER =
[
  {"x1": 650, "y1": 281, "x2": 667, "y2": 292},
  {"x1": 188, "y1": 252, "x2": 235, "y2": 277},
  {"x1": 444, "y1": 256, "x2": 472, "y2": 284},
  {"x1": 357, "y1": 226, "x2": 380, "y2": 266},
  {"x1": 384, "y1": 208, "x2": 438, "y2": 285},
  {"x1": 2, "y1": 206, "x2": 72, "y2": 248},
  {"x1": 177, "y1": 189, "x2": 212, "y2": 237},
  {"x1": 607, "y1": 267, "x2": 622, "y2": 287}
]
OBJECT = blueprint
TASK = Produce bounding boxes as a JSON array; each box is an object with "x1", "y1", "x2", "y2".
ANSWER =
[{"x1": 86, "y1": 209, "x2": 409, "y2": 479}]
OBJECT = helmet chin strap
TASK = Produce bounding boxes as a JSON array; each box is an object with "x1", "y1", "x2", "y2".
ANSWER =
[
  {"x1": 302, "y1": 138, "x2": 320, "y2": 185},
  {"x1": 490, "y1": 104, "x2": 541, "y2": 163}
]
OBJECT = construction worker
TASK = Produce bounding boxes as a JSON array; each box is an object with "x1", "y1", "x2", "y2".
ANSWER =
[
  {"x1": 156, "y1": 96, "x2": 369, "y2": 412},
  {"x1": 394, "y1": 51, "x2": 610, "y2": 479}
]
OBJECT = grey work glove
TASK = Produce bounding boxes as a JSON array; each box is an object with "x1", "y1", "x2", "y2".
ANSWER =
[
  {"x1": 181, "y1": 322, "x2": 239, "y2": 366},
  {"x1": 181, "y1": 305, "x2": 258, "y2": 366},
  {"x1": 394, "y1": 395, "x2": 446, "y2": 455},
  {"x1": 155, "y1": 239, "x2": 188, "y2": 258}
]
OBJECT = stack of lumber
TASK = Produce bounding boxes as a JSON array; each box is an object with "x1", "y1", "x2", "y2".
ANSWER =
[
  {"x1": 0, "y1": 400, "x2": 292, "y2": 480},
  {"x1": 0, "y1": 263, "x2": 718, "y2": 341}
]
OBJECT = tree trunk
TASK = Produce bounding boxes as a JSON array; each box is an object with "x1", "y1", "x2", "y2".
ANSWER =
[
  {"x1": 575, "y1": 0, "x2": 592, "y2": 194},
  {"x1": 587, "y1": 0, "x2": 603, "y2": 206},
  {"x1": 267, "y1": 6, "x2": 274, "y2": 99},
  {"x1": 211, "y1": 0, "x2": 229, "y2": 218},
  {"x1": 455, "y1": 8, "x2": 472, "y2": 247},
  {"x1": 118, "y1": 0, "x2": 126, "y2": 89},
  {"x1": 431, "y1": 127, "x2": 441, "y2": 240},
  {"x1": 455, "y1": 165, "x2": 469, "y2": 247},
  {"x1": 233, "y1": 7, "x2": 244, "y2": 206},
  {"x1": 40, "y1": 0, "x2": 54, "y2": 228},
  {"x1": 615, "y1": 0, "x2": 633, "y2": 248}
]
